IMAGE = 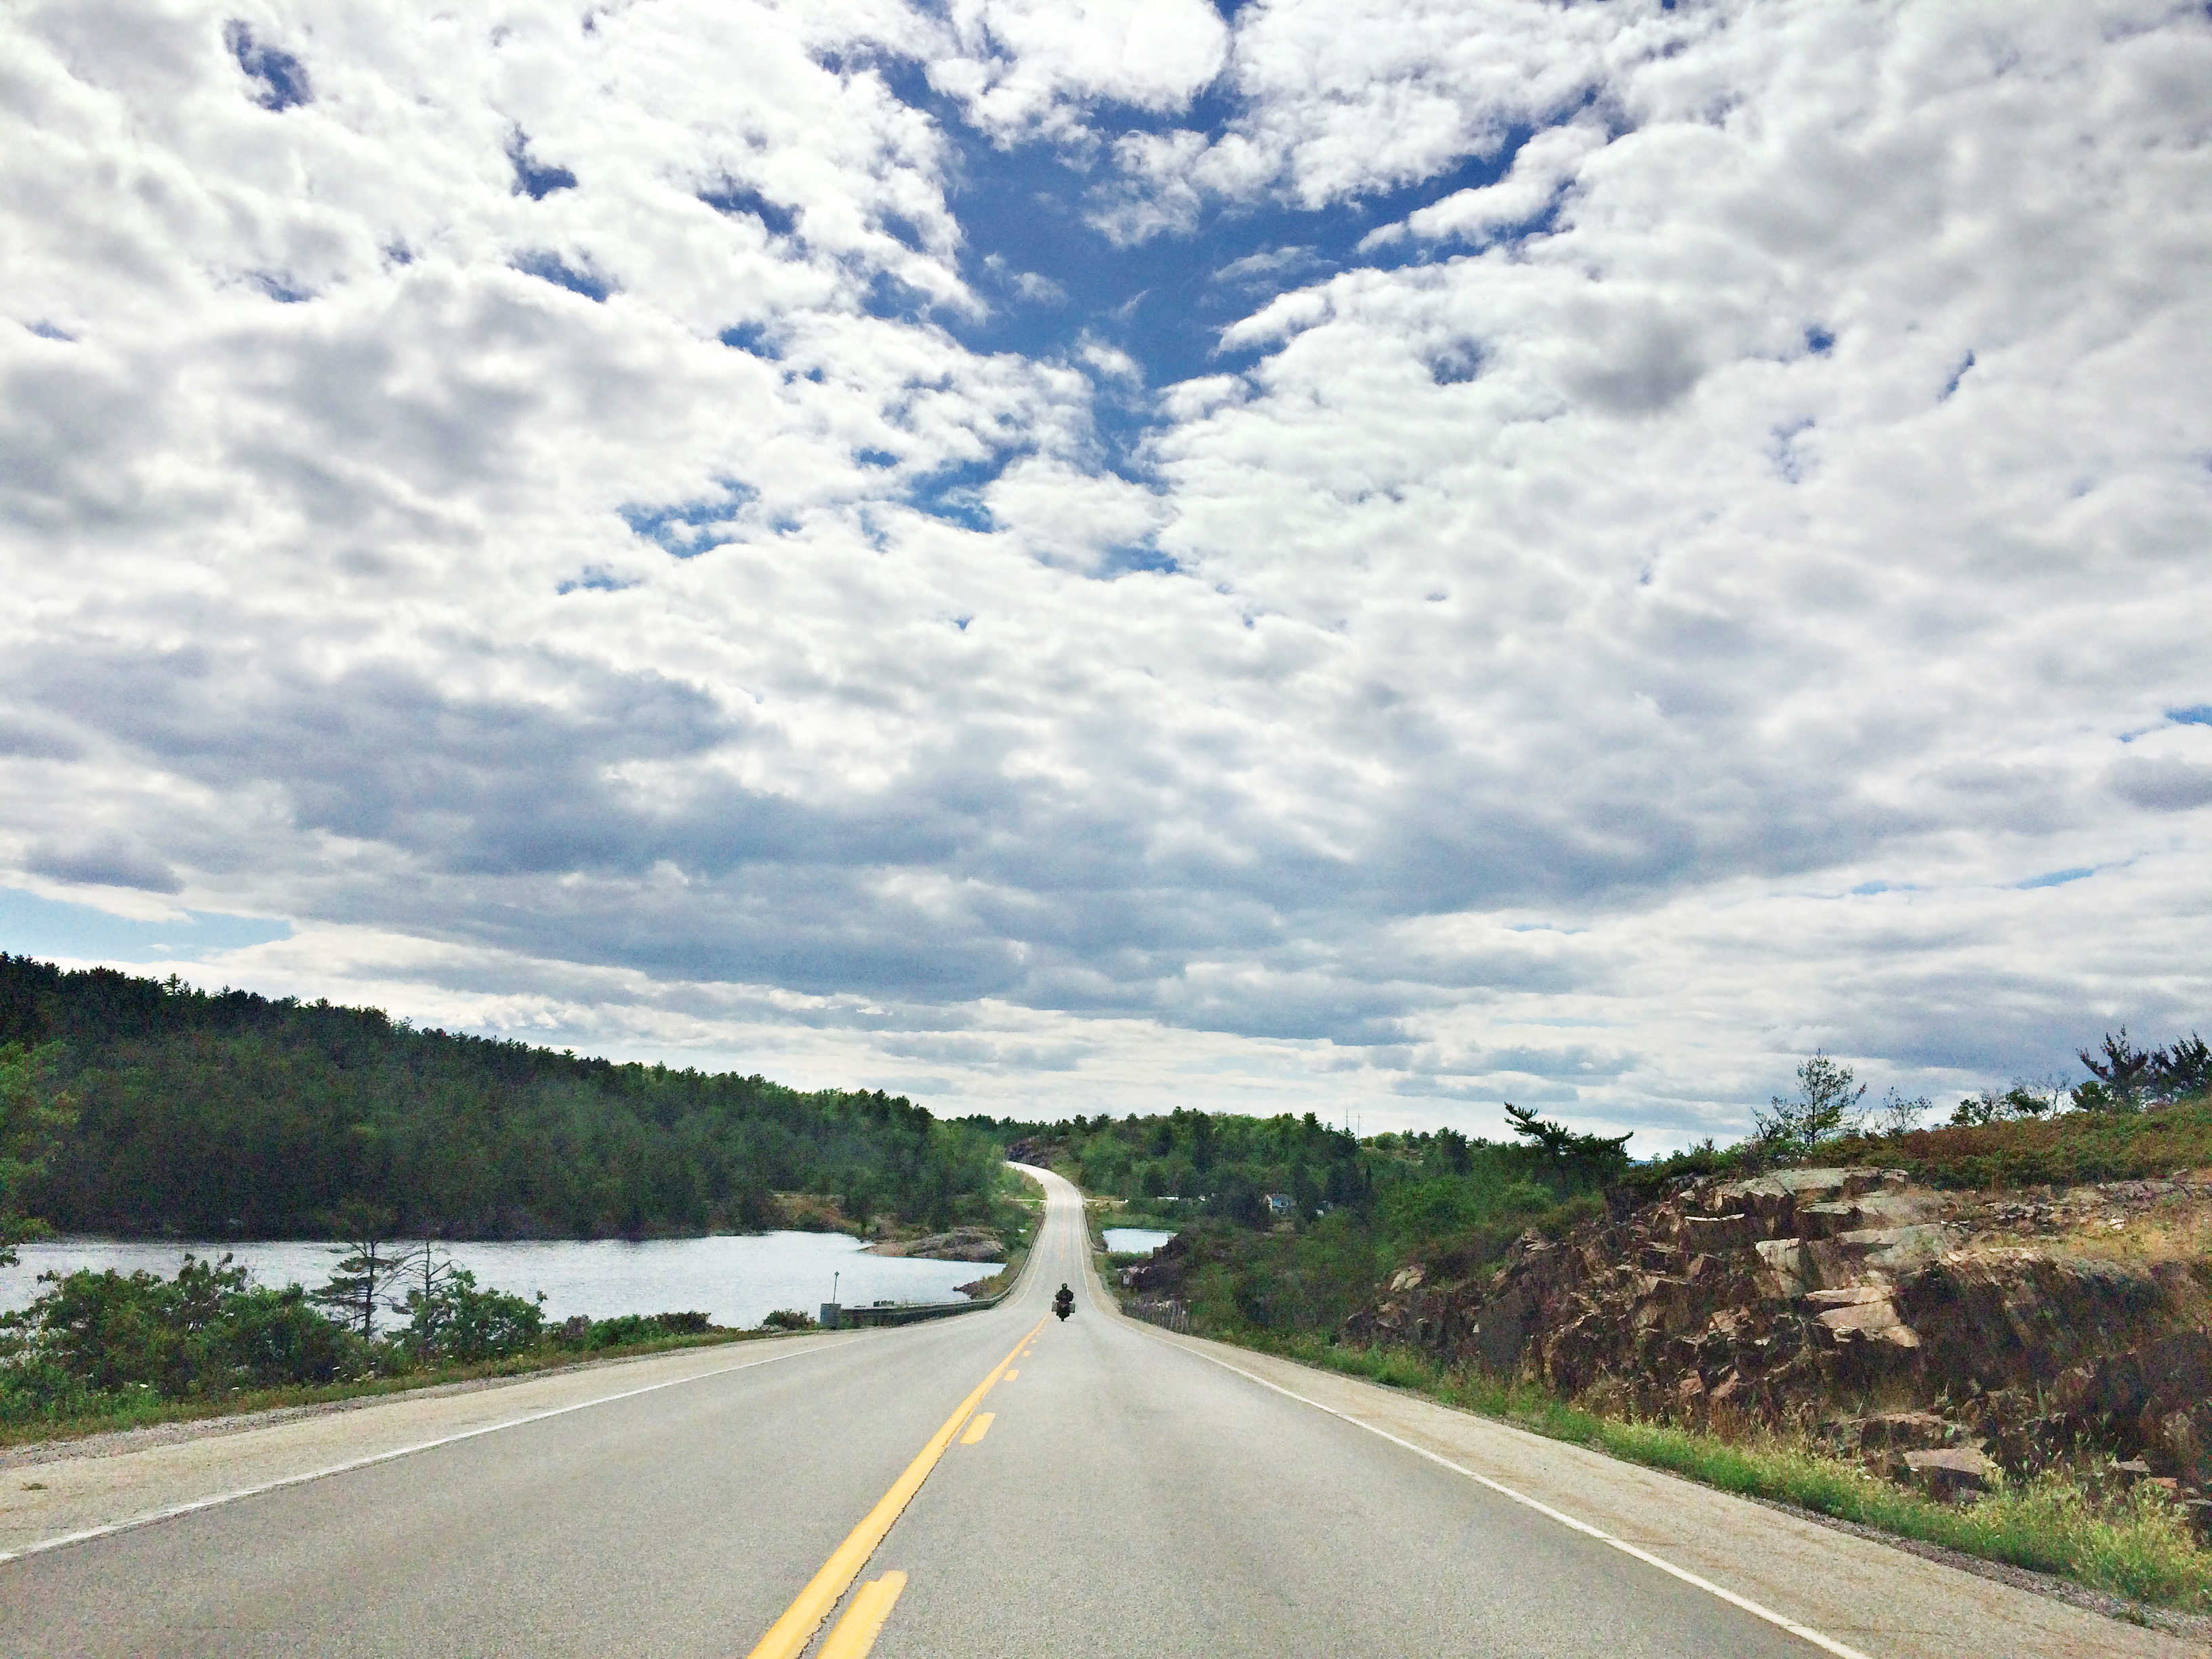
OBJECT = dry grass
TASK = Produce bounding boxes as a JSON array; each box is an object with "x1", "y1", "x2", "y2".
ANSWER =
[{"x1": 2057, "y1": 1197, "x2": 2212, "y2": 1265}]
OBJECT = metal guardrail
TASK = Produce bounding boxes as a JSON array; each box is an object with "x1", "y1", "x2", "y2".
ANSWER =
[
  {"x1": 819, "y1": 1288, "x2": 1010, "y2": 1330},
  {"x1": 818, "y1": 1248, "x2": 1026, "y2": 1329}
]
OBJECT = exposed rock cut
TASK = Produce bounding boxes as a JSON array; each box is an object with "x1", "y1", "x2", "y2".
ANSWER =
[{"x1": 1344, "y1": 1167, "x2": 2212, "y2": 1500}]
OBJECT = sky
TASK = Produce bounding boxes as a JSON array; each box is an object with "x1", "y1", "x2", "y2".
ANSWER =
[{"x1": 3, "y1": 0, "x2": 2210, "y2": 1151}]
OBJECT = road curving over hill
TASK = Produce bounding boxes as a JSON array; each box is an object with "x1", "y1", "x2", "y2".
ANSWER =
[{"x1": 0, "y1": 1164, "x2": 2192, "y2": 1657}]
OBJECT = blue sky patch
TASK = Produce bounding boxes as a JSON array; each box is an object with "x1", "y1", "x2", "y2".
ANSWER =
[
  {"x1": 508, "y1": 129, "x2": 578, "y2": 200},
  {"x1": 557, "y1": 568, "x2": 638, "y2": 594},
  {"x1": 718, "y1": 321, "x2": 777, "y2": 356},
  {"x1": 907, "y1": 455, "x2": 1006, "y2": 531},
  {"x1": 1940, "y1": 350, "x2": 1975, "y2": 401},
  {"x1": 251, "y1": 272, "x2": 313, "y2": 304},
  {"x1": 861, "y1": 269, "x2": 941, "y2": 324},
  {"x1": 1095, "y1": 544, "x2": 1181, "y2": 579},
  {"x1": 514, "y1": 252, "x2": 612, "y2": 302},
  {"x1": 0, "y1": 886, "x2": 291, "y2": 964},
  {"x1": 699, "y1": 182, "x2": 798, "y2": 237},
  {"x1": 2169, "y1": 705, "x2": 2212, "y2": 726},
  {"x1": 2016, "y1": 866, "x2": 2093, "y2": 889},
  {"x1": 225, "y1": 21, "x2": 311, "y2": 111},
  {"x1": 619, "y1": 483, "x2": 756, "y2": 556},
  {"x1": 846, "y1": 59, "x2": 1536, "y2": 470}
]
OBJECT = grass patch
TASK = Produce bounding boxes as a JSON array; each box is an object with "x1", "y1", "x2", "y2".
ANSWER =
[
  {"x1": 0, "y1": 1326, "x2": 785, "y2": 1450},
  {"x1": 1210, "y1": 1330, "x2": 2212, "y2": 1614}
]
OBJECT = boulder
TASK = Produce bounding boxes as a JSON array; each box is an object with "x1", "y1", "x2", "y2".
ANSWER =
[
  {"x1": 1904, "y1": 1446, "x2": 2000, "y2": 1501},
  {"x1": 1807, "y1": 1287, "x2": 1922, "y2": 1349}
]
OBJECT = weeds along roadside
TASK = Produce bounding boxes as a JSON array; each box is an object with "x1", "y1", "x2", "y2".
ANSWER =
[
  {"x1": 1182, "y1": 1326, "x2": 2212, "y2": 1616},
  {"x1": 0, "y1": 1324, "x2": 788, "y2": 1452}
]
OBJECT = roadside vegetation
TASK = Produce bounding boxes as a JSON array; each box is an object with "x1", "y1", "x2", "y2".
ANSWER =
[{"x1": 0, "y1": 1239, "x2": 821, "y2": 1444}]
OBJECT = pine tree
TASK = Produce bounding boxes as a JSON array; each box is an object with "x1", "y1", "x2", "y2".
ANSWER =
[{"x1": 1755, "y1": 1053, "x2": 1866, "y2": 1154}]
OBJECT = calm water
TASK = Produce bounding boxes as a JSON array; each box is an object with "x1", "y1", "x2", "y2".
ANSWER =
[
  {"x1": 0, "y1": 1233, "x2": 995, "y2": 1328},
  {"x1": 1103, "y1": 1229, "x2": 1176, "y2": 1254}
]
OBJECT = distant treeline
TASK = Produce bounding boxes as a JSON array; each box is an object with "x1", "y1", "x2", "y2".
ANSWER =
[
  {"x1": 985, "y1": 1107, "x2": 1376, "y2": 1225},
  {"x1": 0, "y1": 954, "x2": 1004, "y2": 1239},
  {"x1": 978, "y1": 1103, "x2": 1629, "y2": 1338},
  {"x1": 981, "y1": 1102, "x2": 1627, "y2": 1234}
]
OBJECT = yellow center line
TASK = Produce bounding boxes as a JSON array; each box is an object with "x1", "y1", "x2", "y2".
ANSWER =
[
  {"x1": 959, "y1": 1412, "x2": 995, "y2": 1446},
  {"x1": 817, "y1": 1572, "x2": 907, "y2": 1659},
  {"x1": 743, "y1": 1317, "x2": 1045, "y2": 1659},
  {"x1": 1002, "y1": 1369, "x2": 1018, "y2": 1380}
]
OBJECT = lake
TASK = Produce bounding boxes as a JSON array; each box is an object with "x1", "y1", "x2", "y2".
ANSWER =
[
  {"x1": 0, "y1": 1233, "x2": 995, "y2": 1329},
  {"x1": 1103, "y1": 1228, "x2": 1176, "y2": 1255}
]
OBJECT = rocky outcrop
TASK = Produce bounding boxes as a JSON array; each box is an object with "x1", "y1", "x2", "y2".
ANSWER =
[
  {"x1": 864, "y1": 1225, "x2": 1004, "y2": 1262},
  {"x1": 1345, "y1": 1168, "x2": 2212, "y2": 1498}
]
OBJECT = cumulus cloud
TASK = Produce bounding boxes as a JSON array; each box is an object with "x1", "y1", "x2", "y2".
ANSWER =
[
  {"x1": 3, "y1": 0, "x2": 2210, "y2": 1148},
  {"x1": 1373, "y1": 117, "x2": 1608, "y2": 250}
]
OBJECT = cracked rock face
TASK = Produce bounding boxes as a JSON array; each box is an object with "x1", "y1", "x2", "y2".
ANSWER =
[{"x1": 1342, "y1": 1167, "x2": 2212, "y2": 1496}]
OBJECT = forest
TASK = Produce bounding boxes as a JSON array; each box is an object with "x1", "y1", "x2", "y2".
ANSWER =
[{"x1": 0, "y1": 954, "x2": 1005, "y2": 1240}]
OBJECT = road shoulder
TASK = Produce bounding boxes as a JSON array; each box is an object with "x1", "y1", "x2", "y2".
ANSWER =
[{"x1": 1, "y1": 1331, "x2": 855, "y2": 1560}]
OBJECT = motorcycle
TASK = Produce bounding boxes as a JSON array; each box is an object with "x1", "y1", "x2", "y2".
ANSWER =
[{"x1": 1052, "y1": 1283, "x2": 1073, "y2": 1321}]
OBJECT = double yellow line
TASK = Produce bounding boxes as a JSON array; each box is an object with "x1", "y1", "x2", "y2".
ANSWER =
[{"x1": 743, "y1": 1316, "x2": 1046, "y2": 1659}]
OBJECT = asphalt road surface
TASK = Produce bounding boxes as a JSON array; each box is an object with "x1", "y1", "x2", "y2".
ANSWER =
[{"x1": 1, "y1": 1167, "x2": 2190, "y2": 1658}]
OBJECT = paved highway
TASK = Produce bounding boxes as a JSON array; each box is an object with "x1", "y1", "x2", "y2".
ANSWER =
[{"x1": 1, "y1": 1167, "x2": 2190, "y2": 1657}]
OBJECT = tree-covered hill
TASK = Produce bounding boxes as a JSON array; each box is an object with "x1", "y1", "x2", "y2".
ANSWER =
[{"x1": 0, "y1": 954, "x2": 1003, "y2": 1240}]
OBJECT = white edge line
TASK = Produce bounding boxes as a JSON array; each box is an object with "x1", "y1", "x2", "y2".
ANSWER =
[
  {"x1": 0, "y1": 1340, "x2": 832, "y2": 1566},
  {"x1": 1143, "y1": 1331, "x2": 1877, "y2": 1659}
]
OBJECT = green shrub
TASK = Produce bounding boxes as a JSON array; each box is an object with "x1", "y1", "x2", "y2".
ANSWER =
[
  {"x1": 549, "y1": 1309, "x2": 717, "y2": 1350},
  {"x1": 0, "y1": 1253, "x2": 366, "y2": 1422},
  {"x1": 405, "y1": 1269, "x2": 544, "y2": 1362}
]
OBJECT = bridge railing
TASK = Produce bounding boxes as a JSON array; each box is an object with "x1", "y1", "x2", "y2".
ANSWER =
[{"x1": 819, "y1": 1283, "x2": 1012, "y2": 1329}]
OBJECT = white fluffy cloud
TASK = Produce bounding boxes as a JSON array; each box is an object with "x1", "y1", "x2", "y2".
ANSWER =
[{"x1": 3, "y1": 0, "x2": 2210, "y2": 1149}]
